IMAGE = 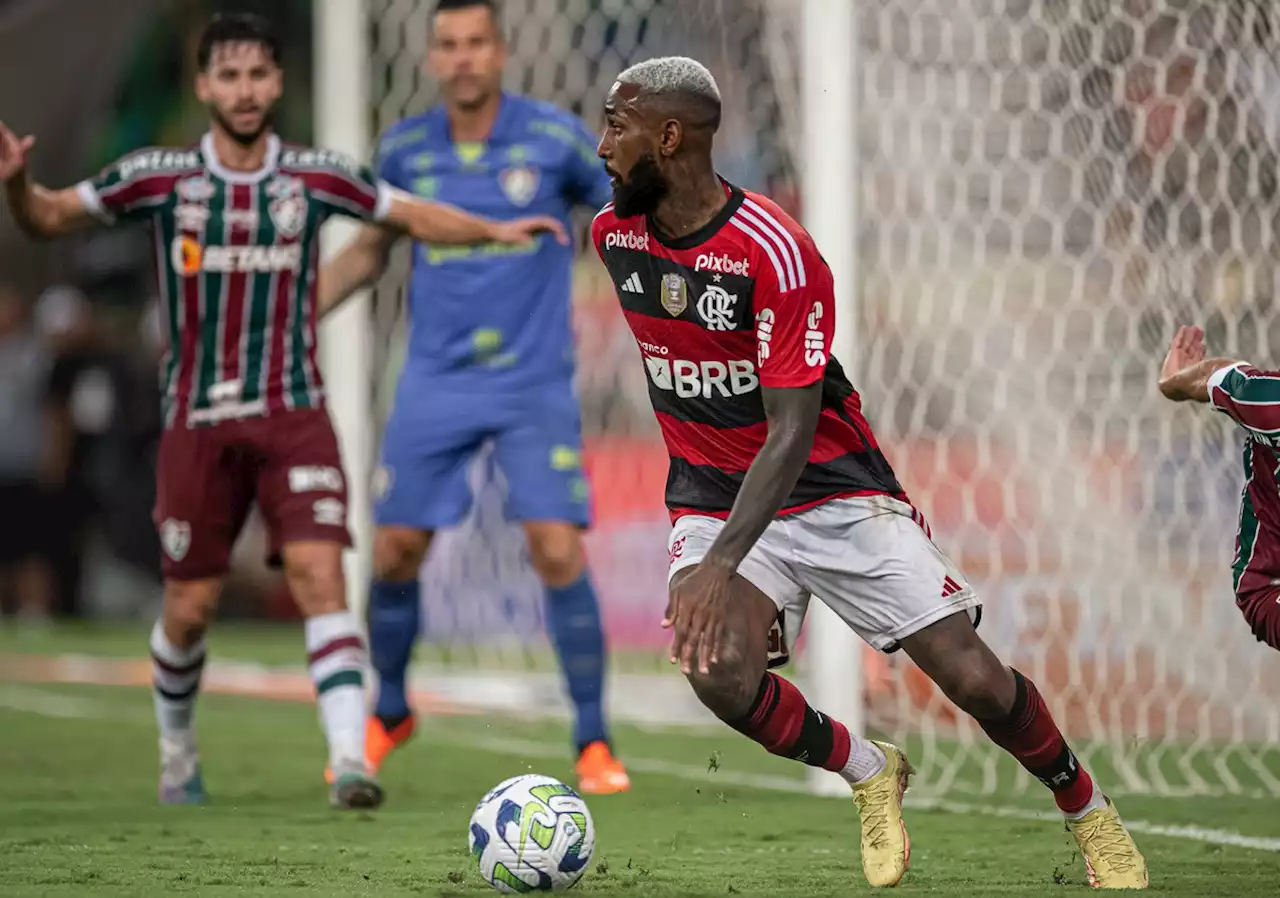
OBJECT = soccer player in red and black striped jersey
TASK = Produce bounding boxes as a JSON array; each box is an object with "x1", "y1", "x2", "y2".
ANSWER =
[
  {"x1": 593, "y1": 57, "x2": 1147, "y2": 889},
  {"x1": 1160, "y1": 324, "x2": 1280, "y2": 652},
  {"x1": 0, "y1": 13, "x2": 563, "y2": 811}
]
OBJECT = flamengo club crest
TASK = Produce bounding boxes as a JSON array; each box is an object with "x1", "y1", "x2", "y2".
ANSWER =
[
  {"x1": 661, "y1": 273, "x2": 688, "y2": 317},
  {"x1": 499, "y1": 164, "x2": 539, "y2": 207}
]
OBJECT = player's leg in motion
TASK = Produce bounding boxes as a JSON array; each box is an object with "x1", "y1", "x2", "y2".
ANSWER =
[
  {"x1": 282, "y1": 540, "x2": 381, "y2": 809},
  {"x1": 257, "y1": 410, "x2": 380, "y2": 809},
  {"x1": 150, "y1": 423, "x2": 247, "y2": 805},
  {"x1": 362, "y1": 397, "x2": 485, "y2": 773},
  {"x1": 147, "y1": 422, "x2": 247, "y2": 808},
  {"x1": 674, "y1": 568, "x2": 908, "y2": 887},
  {"x1": 497, "y1": 384, "x2": 628, "y2": 794},
  {"x1": 365, "y1": 524, "x2": 432, "y2": 767},
  {"x1": 152, "y1": 575, "x2": 218, "y2": 805},
  {"x1": 522, "y1": 520, "x2": 628, "y2": 794},
  {"x1": 900, "y1": 616, "x2": 1147, "y2": 888}
]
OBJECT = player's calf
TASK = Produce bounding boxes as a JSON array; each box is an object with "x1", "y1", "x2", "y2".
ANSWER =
[
  {"x1": 901, "y1": 613, "x2": 1147, "y2": 888},
  {"x1": 152, "y1": 576, "x2": 220, "y2": 805},
  {"x1": 899, "y1": 613, "x2": 1102, "y2": 815},
  {"x1": 367, "y1": 525, "x2": 431, "y2": 746},
  {"x1": 527, "y1": 525, "x2": 606, "y2": 724},
  {"x1": 284, "y1": 541, "x2": 380, "y2": 807},
  {"x1": 681, "y1": 574, "x2": 908, "y2": 887}
]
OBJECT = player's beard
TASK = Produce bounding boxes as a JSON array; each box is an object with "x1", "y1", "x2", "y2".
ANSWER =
[
  {"x1": 612, "y1": 152, "x2": 669, "y2": 219},
  {"x1": 445, "y1": 75, "x2": 496, "y2": 112},
  {"x1": 210, "y1": 103, "x2": 275, "y2": 147}
]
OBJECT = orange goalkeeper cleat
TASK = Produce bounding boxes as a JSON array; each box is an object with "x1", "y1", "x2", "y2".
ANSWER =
[
  {"x1": 325, "y1": 714, "x2": 416, "y2": 784},
  {"x1": 575, "y1": 741, "x2": 631, "y2": 795}
]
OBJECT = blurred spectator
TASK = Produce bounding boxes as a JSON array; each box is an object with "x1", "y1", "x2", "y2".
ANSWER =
[
  {"x1": 36, "y1": 287, "x2": 164, "y2": 616},
  {"x1": 0, "y1": 285, "x2": 56, "y2": 622}
]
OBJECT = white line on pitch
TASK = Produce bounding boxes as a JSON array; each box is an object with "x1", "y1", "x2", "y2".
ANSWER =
[
  {"x1": 429, "y1": 731, "x2": 1280, "y2": 854},
  {"x1": 5, "y1": 681, "x2": 1279, "y2": 854}
]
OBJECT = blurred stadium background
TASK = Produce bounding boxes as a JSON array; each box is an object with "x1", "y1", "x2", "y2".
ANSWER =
[{"x1": 2, "y1": 0, "x2": 1279, "y2": 803}]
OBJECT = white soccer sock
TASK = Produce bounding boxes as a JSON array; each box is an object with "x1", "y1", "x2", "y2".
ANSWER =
[
  {"x1": 150, "y1": 619, "x2": 205, "y2": 746},
  {"x1": 839, "y1": 737, "x2": 887, "y2": 784},
  {"x1": 305, "y1": 610, "x2": 368, "y2": 770},
  {"x1": 1063, "y1": 779, "x2": 1109, "y2": 821}
]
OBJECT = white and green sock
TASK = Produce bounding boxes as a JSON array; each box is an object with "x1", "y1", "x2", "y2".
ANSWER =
[
  {"x1": 150, "y1": 618, "x2": 205, "y2": 748},
  {"x1": 305, "y1": 610, "x2": 368, "y2": 771}
]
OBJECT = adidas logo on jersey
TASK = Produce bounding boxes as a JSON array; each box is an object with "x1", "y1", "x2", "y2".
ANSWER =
[{"x1": 621, "y1": 272, "x2": 643, "y2": 294}]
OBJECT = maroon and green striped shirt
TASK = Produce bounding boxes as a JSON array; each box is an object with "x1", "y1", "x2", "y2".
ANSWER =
[
  {"x1": 76, "y1": 132, "x2": 391, "y2": 428},
  {"x1": 1208, "y1": 362, "x2": 1280, "y2": 599}
]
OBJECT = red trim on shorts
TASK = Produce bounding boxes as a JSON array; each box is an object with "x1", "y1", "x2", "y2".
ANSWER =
[{"x1": 667, "y1": 489, "x2": 920, "y2": 526}]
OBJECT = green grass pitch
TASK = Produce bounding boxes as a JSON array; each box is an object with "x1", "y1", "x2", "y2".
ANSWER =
[{"x1": 1, "y1": 623, "x2": 1278, "y2": 896}]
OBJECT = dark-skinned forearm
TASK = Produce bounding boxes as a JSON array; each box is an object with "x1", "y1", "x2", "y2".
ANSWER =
[{"x1": 702, "y1": 384, "x2": 821, "y2": 573}]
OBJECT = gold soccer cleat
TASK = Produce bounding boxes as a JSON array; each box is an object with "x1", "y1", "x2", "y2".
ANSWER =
[
  {"x1": 849, "y1": 741, "x2": 913, "y2": 888},
  {"x1": 1066, "y1": 797, "x2": 1149, "y2": 889}
]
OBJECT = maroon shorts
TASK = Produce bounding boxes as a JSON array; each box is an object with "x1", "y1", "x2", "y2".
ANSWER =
[
  {"x1": 1237, "y1": 588, "x2": 1280, "y2": 651},
  {"x1": 153, "y1": 408, "x2": 350, "y2": 581}
]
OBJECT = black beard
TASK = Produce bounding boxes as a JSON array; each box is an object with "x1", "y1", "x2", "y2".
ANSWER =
[
  {"x1": 612, "y1": 152, "x2": 669, "y2": 219},
  {"x1": 210, "y1": 105, "x2": 273, "y2": 147}
]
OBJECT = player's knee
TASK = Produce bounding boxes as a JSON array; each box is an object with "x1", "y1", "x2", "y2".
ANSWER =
[
  {"x1": 162, "y1": 579, "x2": 220, "y2": 644},
  {"x1": 373, "y1": 527, "x2": 432, "y2": 582},
  {"x1": 685, "y1": 643, "x2": 759, "y2": 720},
  {"x1": 282, "y1": 542, "x2": 346, "y2": 616},
  {"x1": 524, "y1": 522, "x2": 585, "y2": 588}
]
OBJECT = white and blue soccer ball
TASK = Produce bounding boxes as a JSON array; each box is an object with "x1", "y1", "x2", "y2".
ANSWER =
[{"x1": 468, "y1": 773, "x2": 595, "y2": 893}]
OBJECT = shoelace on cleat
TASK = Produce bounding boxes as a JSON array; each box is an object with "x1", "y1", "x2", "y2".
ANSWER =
[
  {"x1": 853, "y1": 782, "x2": 895, "y2": 849},
  {"x1": 1076, "y1": 816, "x2": 1137, "y2": 873}
]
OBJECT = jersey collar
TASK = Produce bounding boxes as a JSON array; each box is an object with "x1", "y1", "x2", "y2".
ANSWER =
[
  {"x1": 200, "y1": 132, "x2": 281, "y2": 184},
  {"x1": 649, "y1": 178, "x2": 744, "y2": 251},
  {"x1": 431, "y1": 91, "x2": 519, "y2": 146}
]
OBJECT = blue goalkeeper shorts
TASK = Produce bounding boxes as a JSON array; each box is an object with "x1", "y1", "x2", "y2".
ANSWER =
[{"x1": 374, "y1": 380, "x2": 591, "y2": 530}]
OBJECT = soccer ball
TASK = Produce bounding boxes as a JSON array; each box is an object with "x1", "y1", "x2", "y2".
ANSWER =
[{"x1": 468, "y1": 773, "x2": 595, "y2": 893}]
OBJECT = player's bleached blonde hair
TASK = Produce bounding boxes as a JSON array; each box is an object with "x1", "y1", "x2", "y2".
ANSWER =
[
  {"x1": 615, "y1": 56, "x2": 722, "y2": 131},
  {"x1": 616, "y1": 56, "x2": 721, "y2": 105}
]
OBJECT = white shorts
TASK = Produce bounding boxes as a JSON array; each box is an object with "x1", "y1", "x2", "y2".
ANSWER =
[{"x1": 667, "y1": 494, "x2": 981, "y2": 666}]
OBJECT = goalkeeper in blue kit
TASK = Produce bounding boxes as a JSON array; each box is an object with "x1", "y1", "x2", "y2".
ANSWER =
[{"x1": 318, "y1": 0, "x2": 629, "y2": 793}]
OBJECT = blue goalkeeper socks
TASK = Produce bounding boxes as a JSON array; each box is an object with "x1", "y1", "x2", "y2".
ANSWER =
[
  {"x1": 368, "y1": 579, "x2": 421, "y2": 721},
  {"x1": 543, "y1": 573, "x2": 609, "y2": 751}
]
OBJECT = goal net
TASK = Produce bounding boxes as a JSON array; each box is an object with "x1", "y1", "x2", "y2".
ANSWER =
[{"x1": 365, "y1": 0, "x2": 1280, "y2": 799}]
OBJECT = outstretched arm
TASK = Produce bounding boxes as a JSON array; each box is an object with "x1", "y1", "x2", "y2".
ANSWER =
[
  {"x1": 1157, "y1": 325, "x2": 1239, "y2": 404},
  {"x1": 0, "y1": 124, "x2": 97, "y2": 239},
  {"x1": 317, "y1": 225, "x2": 398, "y2": 320},
  {"x1": 1159, "y1": 324, "x2": 1280, "y2": 438},
  {"x1": 380, "y1": 191, "x2": 567, "y2": 247}
]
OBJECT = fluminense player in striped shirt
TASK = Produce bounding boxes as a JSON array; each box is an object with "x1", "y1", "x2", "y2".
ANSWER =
[
  {"x1": 1160, "y1": 323, "x2": 1280, "y2": 652},
  {"x1": 0, "y1": 12, "x2": 563, "y2": 811}
]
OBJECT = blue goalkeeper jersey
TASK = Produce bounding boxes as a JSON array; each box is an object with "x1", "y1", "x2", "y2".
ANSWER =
[{"x1": 376, "y1": 93, "x2": 613, "y2": 392}]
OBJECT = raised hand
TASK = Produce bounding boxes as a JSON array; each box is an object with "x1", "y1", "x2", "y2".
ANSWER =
[
  {"x1": 0, "y1": 121, "x2": 35, "y2": 183},
  {"x1": 1158, "y1": 325, "x2": 1207, "y2": 400}
]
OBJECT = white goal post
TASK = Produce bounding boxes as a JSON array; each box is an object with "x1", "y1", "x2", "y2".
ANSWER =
[{"x1": 318, "y1": 0, "x2": 1280, "y2": 800}]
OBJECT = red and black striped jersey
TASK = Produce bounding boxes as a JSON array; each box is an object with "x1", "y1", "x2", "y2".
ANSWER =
[
  {"x1": 591, "y1": 181, "x2": 905, "y2": 520},
  {"x1": 76, "y1": 133, "x2": 390, "y2": 429},
  {"x1": 1208, "y1": 362, "x2": 1280, "y2": 598}
]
